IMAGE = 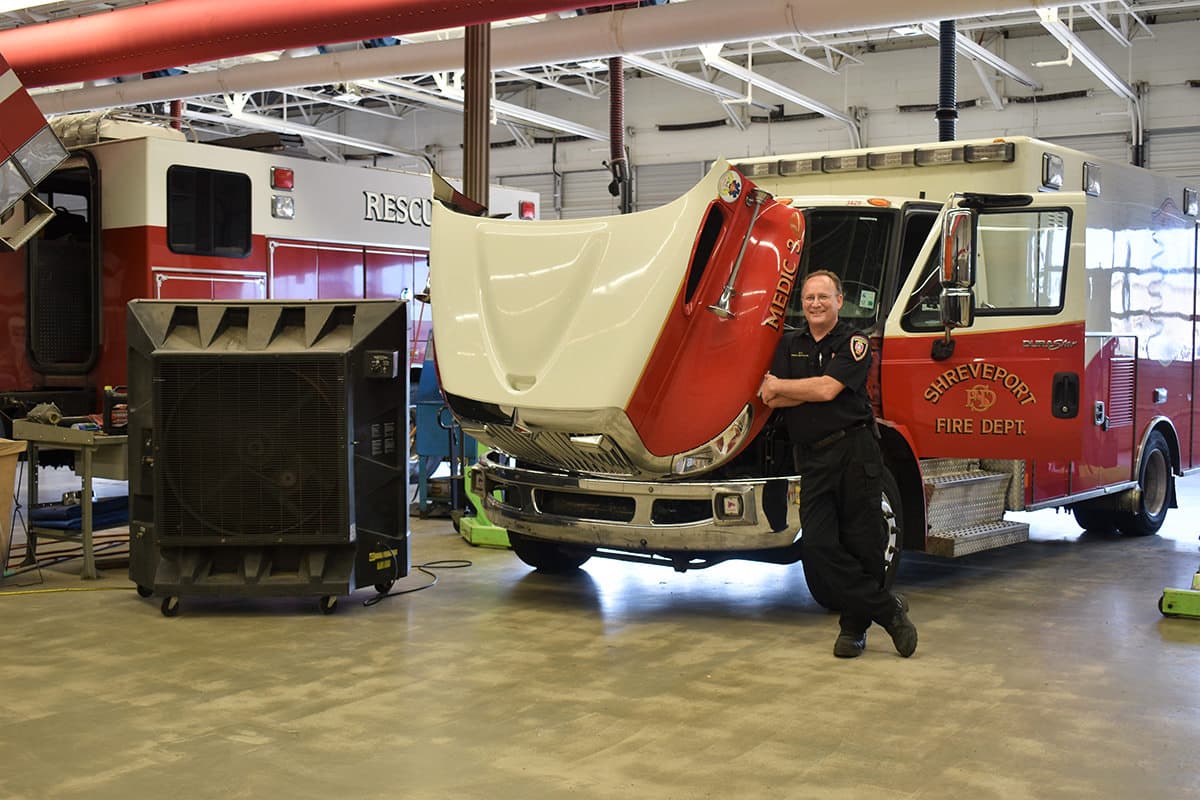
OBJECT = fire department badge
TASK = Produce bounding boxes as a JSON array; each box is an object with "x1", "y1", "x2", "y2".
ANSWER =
[
  {"x1": 964, "y1": 384, "x2": 997, "y2": 412},
  {"x1": 718, "y1": 169, "x2": 743, "y2": 203},
  {"x1": 849, "y1": 334, "x2": 869, "y2": 362}
]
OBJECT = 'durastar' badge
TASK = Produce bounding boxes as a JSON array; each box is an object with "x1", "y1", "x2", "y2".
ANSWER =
[
  {"x1": 850, "y1": 334, "x2": 869, "y2": 362},
  {"x1": 718, "y1": 169, "x2": 743, "y2": 203}
]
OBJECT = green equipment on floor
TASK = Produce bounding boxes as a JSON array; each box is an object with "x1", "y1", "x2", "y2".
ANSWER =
[
  {"x1": 412, "y1": 353, "x2": 475, "y2": 518},
  {"x1": 1159, "y1": 567, "x2": 1200, "y2": 619},
  {"x1": 453, "y1": 448, "x2": 510, "y2": 549}
]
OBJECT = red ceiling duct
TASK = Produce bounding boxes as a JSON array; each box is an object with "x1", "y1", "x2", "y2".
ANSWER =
[{"x1": 0, "y1": 0, "x2": 603, "y2": 88}]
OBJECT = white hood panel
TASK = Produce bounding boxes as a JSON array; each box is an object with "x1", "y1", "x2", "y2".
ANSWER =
[{"x1": 431, "y1": 162, "x2": 726, "y2": 411}]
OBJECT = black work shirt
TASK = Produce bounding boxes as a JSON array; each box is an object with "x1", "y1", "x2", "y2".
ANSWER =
[{"x1": 770, "y1": 319, "x2": 874, "y2": 447}]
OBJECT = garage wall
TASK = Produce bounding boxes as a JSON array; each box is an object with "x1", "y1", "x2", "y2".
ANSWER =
[
  {"x1": 1148, "y1": 130, "x2": 1200, "y2": 179},
  {"x1": 346, "y1": 18, "x2": 1200, "y2": 206}
]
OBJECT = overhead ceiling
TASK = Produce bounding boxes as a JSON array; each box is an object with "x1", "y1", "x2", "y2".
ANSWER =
[{"x1": 4, "y1": 0, "x2": 1200, "y2": 164}]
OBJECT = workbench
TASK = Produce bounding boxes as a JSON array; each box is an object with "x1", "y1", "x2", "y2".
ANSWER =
[{"x1": 13, "y1": 419, "x2": 128, "y2": 580}]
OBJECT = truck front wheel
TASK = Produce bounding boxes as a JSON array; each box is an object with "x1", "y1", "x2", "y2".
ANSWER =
[
  {"x1": 802, "y1": 465, "x2": 903, "y2": 611},
  {"x1": 508, "y1": 532, "x2": 592, "y2": 573}
]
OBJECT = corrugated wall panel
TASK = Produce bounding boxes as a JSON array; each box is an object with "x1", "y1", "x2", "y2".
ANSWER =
[
  {"x1": 561, "y1": 169, "x2": 618, "y2": 219},
  {"x1": 1044, "y1": 133, "x2": 1130, "y2": 164},
  {"x1": 635, "y1": 162, "x2": 705, "y2": 211},
  {"x1": 1146, "y1": 131, "x2": 1200, "y2": 180}
]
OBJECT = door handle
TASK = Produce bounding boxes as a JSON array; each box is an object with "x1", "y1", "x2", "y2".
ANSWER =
[{"x1": 1052, "y1": 372, "x2": 1079, "y2": 419}]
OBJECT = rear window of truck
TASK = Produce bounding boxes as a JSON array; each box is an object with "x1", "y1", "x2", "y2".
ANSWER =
[{"x1": 167, "y1": 165, "x2": 252, "y2": 257}]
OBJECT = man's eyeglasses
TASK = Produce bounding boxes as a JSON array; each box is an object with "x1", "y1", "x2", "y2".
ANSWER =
[{"x1": 803, "y1": 293, "x2": 839, "y2": 305}]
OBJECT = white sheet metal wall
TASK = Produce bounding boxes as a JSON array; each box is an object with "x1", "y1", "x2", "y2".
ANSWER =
[
  {"x1": 1147, "y1": 131, "x2": 1200, "y2": 180},
  {"x1": 499, "y1": 172, "x2": 557, "y2": 217},
  {"x1": 635, "y1": 162, "x2": 705, "y2": 211},
  {"x1": 1044, "y1": 133, "x2": 1131, "y2": 165},
  {"x1": 1034, "y1": 130, "x2": 1200, "y2": 180},
  {"x1": 560, "y1": 169, "x2": 619, "y2": 219},
  {"x1": 501, "y1": 161, "x2": 709, "y2": 219},
  {"x1": 499, "y1": 138, "x2": 1199, "y2": 221}
]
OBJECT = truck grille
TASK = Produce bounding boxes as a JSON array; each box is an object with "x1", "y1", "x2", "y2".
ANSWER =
[
  {"x1": 538, "y1": 490, "x2": 636, "y2": 522},
  {"x1": 482, "y1": 426, "x2": 637, "y2": 476}
]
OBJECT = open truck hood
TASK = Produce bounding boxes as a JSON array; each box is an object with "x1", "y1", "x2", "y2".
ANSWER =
[{"x1": 430, "y1": 161, "x2": 803, "y2": 479}]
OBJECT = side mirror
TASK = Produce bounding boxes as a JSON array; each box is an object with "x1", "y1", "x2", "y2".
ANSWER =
[
  {"x1": 940, "y1": 208, "x2": 975, "y2": 289},
  {"x1": 0, "y1": 194, "x2": 57, "y2": 252},
  {"x1": 931, "y1": 206, "x2": 977, "y2": 361},
  {"x1": 939, "y1": 286, "x2": 975, "y2": 330}
]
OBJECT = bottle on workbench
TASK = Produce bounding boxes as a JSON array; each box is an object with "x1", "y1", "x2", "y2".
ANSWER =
[{"x1": 102, "y1": 385, "x2": 128, "y2": 435}]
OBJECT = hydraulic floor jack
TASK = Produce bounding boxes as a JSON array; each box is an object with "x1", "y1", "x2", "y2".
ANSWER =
[{"x1": 1159, "y1": 567, "x2": 1200, "y2": 618}]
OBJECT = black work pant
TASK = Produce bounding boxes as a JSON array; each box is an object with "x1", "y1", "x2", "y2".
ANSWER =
[{"x1": 794, "y1": 426, "x2": 895, "y2": 634}]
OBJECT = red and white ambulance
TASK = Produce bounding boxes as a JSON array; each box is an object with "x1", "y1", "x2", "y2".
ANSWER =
[
  {"x1": 431, "y1": 136, "x2": 1199, "y2": 600},
  {"x1": 0, "y1": 114, "x2": 537, "y2": 431}
]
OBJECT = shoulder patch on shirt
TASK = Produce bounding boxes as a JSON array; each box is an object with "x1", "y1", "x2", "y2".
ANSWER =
[{"x1": 849, "y1": 334, "x2": 869, "y2": 362}]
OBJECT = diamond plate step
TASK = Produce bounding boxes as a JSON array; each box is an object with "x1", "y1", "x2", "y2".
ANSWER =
[
  {"x1": 926, "y1": 520, "x2": 1030, "y2": 557},
  {"x1": 926, "y1": 470, "x2": 1010, "y2": 531},
  {"x1": 920, "y1": 457, "x2": 981, "y2": 479}
]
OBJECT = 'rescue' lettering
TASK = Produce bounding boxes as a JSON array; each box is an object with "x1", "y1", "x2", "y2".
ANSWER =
[
  {"x1": 763, "y1": 257, "x2": 800, "y2": 330},
  {"x1": 923, "y1": 361, "x2": 1037, "y2": 406},
  {"x1": 363, "y1": 192, "x2": 433, "y2": 227}
]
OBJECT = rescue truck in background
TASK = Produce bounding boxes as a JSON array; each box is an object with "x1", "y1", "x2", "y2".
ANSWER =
[
  {"x1": 0, "y1": 113, "x2": 538, "y2": 435},
  {"x1": 431, "y1": 136, "x2": 1200, "y2": 603}
]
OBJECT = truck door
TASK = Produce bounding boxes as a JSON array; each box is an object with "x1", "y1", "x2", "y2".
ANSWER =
[
  {"x1": 882, "y1": 192, "x2": 1087, "y2": 462},
  {"x1": 26, "y1": 153, "x2": 102, "y2": 378}
]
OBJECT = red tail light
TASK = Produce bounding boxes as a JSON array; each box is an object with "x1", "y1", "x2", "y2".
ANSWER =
[{"x1": 271, "y1": 166, "x2": 294, "y2": 190}]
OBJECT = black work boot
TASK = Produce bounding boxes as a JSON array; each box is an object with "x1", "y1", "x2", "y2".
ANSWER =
[
  {"x1": 833, "y1": 630, "x2": 866, "y2": 658},
  {"x1": 882, "y1": 594, "x2": 918, "y2": 657}
]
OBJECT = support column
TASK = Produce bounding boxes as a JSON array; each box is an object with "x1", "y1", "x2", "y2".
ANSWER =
[{"x1": 463, "y1": 23, "x2": 491, "y2": 208}]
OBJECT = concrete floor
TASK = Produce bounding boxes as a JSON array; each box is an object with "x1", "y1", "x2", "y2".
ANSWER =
[{"x1": 2, "y1": 469, "x2": 1199, "y2": 800}]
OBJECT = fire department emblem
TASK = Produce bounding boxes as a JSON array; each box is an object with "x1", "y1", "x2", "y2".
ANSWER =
[
  {"x1": 849, "y1": 334, "x2": 869, "y2": 362},
  {"x1": 718, "y1": 169, "x2": 743, "y2": 203},
  {"x1": 964, "y1": 384, "x2": 997, "y2": 412}
]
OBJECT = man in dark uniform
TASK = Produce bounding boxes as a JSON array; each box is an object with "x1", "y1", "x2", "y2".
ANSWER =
[{"x1": 759, "y1": 270, "x2": 917, "y2": 659}]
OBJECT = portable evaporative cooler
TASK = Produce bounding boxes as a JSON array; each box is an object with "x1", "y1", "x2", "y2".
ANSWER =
[{"x1": 126, "y1": 300, "x2": 409, "y2": 615}]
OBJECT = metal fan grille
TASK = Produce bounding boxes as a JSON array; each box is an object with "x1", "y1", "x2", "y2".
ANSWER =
[
  {"x1": 29, "y1": 240, "x2": 95, "y2": 368},
  {"x1": 155, "y1": 355, "x2": 348, "y2": 541}
]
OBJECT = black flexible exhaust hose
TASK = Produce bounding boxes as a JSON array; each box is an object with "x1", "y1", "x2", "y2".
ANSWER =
[
  {"x1": 608, "y1": 54, "x2": 632, "y2": 213},
  {"x1": 936, "y1": 19, "x2": 958, "y2": 142}
]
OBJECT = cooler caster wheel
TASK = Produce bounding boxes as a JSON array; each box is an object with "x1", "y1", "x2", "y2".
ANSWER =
[
  {"x1": 319, "y1": 595, "x2": 338, "y2": 614},
  {"x1": 136, "y1": 584, "x2": 153, "y2": 598},
  {"x1": 161, "y1": 596, "x2": 180, "y2": 617},
  {"x1": 374, "y1": 581, "x2": 395, "y2": 595}
]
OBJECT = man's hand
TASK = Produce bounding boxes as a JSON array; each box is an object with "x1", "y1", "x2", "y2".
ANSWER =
[
  {"x1": 759, "y1": 371, "x2": 840, "y2": 408},
  {"x1": 758, "y1": 372, "x2": 776, "y2": 403},
  {"x1": 759, "y1": 372, "x2": 794, "y2": 408}
]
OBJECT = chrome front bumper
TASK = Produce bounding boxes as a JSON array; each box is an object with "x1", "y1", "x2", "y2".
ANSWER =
[{"x1": 472, "y1": 450, "x2": 801, "y2": 552}]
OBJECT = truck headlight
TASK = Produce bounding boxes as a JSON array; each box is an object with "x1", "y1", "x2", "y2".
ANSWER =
[{"x1": 671, "y1": 404, "x2": 753, "y2": 476}]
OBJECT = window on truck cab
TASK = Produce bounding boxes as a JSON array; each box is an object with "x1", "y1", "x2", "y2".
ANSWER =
[
  {"x1": 786, "y1": 208, "x2": 895, "y2": 329},
  {"x1": 167, "y1": 165, "x2": 252, "y2": 257},
  {"x1": 901, "y1": 206, "x2": 1072, "y2": 331}
]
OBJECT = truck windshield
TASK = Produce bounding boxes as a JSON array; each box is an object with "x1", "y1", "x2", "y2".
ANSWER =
[{"x1": 789, "y1": 208, "x2": 895, "y2": 329}]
